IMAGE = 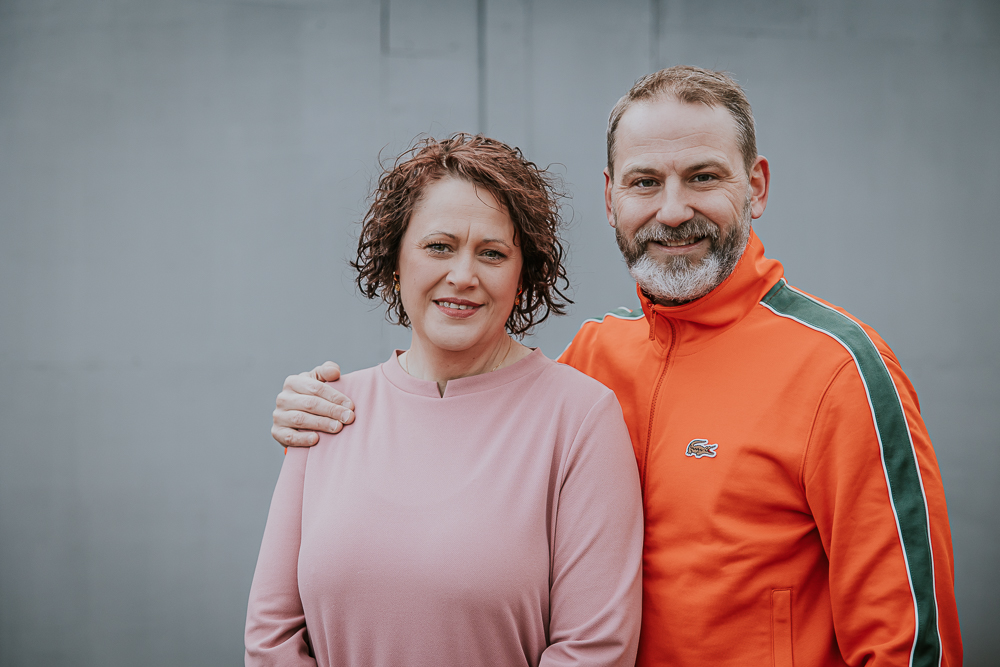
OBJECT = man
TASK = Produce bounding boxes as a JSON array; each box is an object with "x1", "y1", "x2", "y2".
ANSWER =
[{"x1": 270, "y1": 67, "x2": 962, "y2": 665}]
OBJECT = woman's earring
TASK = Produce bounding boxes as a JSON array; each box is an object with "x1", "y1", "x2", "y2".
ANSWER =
[
  {"x1": 515, "y1": 289, "x2": 522, "y2": 307},
  {"x1": 393, "y1": 272, "x2": 400, "y2": 292}
]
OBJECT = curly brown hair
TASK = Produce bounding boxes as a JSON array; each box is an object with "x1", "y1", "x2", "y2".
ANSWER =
[{"x1": 351, "y1": 133, "x2": 572, "y2": 337}]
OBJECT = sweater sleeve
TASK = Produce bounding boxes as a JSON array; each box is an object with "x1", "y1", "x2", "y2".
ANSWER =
[
  {"x1": 803, "y1": 354, "x2": 962, "y2": 666},
  {"x1": 540, "y1": 390, "x2": 644, "y2": 667},
  {"x1": 245, "y1": 447, "x2": 317, "y2": 666}
]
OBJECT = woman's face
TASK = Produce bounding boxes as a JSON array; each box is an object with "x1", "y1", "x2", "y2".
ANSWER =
[{"x1": 397, "y1": 177, "x2": 522, "y2": 356}]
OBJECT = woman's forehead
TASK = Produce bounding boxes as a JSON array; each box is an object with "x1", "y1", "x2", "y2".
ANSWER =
[{"x1": 409, "y1": 178, "x2": 514, "y2": 239}]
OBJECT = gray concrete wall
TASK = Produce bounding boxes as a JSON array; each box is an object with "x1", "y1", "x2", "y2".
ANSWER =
[{"x1": 1, "y1": 0, "x2": 996, "y2": 664}]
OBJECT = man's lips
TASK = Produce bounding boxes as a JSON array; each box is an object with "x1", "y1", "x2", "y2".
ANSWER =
[{"x1": 649, "y1": 236, "x2": 709, "y2": 254}]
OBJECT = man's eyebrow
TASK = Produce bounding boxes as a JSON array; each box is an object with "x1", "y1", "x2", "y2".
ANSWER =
[
  {"x1": 619, "y1": 165, "x2": 662, "y2": 180},
  {"x1": 686, "y1": 159, "x2": 732, "y2": 173}
]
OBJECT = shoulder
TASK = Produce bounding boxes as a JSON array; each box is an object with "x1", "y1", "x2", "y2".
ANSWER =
[
  {"x1": 757, "y1": 279, "x2": 910, "y2": 399},
  {"x1": 758, "y1": 279, "x2": 894, "y2": 356},
  {"x1": 581, "y1": 305, "x2": 646, "y2": 325},
  {"x1": 559, "y1": 305, "x2": 647, "y2": 362},
  {"x1": 520, "y1": 353, "x2": 624, "y2": 419},
  {"x1": 326, "y1": 363, "x2": 384, "y2": 395},
  {"x1": 574, "y1": 305, "x2": 646, "y2": 336},
  {"x1": 540, "y1": 353, "x2": 616, "y2": 395}
]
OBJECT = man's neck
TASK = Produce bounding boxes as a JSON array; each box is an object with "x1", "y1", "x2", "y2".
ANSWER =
[{"x1": 641, "y1": 287, "x2": 694, "y2": 308}]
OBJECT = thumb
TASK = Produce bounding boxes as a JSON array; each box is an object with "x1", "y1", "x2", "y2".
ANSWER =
[{"x1": 312, "y1": 361, "x2": 341, "y2": 383}]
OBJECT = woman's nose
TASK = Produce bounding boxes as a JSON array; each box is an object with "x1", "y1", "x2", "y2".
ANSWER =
[{"x1": 446, "y1": 253, "x2": 479, "y2": 288}]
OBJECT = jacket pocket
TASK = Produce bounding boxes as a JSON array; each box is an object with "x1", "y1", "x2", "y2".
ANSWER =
[{"x1": 771, "y1": 589, "x2": 794, "y2": 667}]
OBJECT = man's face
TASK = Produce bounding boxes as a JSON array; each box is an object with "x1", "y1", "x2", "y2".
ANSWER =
[{"x1": 605, "y1": 96, "x2": 769, "y2": 305}]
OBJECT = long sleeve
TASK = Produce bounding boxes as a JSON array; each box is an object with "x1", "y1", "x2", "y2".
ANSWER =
[
  {"x1": 803, "y1": 352, "x2": 962, "y2": 666},
  {"x1": 245, "y1": 354, "x2": 643, "y2": 666},
  {"x1": 245, "y1": 447, "x2": 316, "y2": 666},
  {"x1": 541, "y1": 391, "x2": 644, "y2": 667}
]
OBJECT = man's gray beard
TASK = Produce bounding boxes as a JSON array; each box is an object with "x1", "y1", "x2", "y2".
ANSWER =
[{"x1": 615, "y1": 198, "x2": 752, "y2": 304}]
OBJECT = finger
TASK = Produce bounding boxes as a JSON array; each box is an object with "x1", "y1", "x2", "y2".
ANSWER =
[
  {"x1": 275, "y1": 390, "x2": 354, "y2": 424},
  {"x1": 271, "y1": 425, "x2": 321, "y2": 448},
  {"x1": 282, "y1": 374, "x2": 355, "y2": 412},
  {"x1": 339, "y1": 406, "x2": 355, "y2": 425},
  {"x1": 273, "y1": 408, "x2": 345, "y2": 435},
  {"x1": 313, "y1": 380, "x2": 354, "y2": 412},
  {"x1": 310, "y1": 361, "x2": 341, "y2": 383}
]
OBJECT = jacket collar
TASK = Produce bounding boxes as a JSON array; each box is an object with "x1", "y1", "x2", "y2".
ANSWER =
[{"x1": 638, "y1": 230, "x2": 785, "y2": 354}]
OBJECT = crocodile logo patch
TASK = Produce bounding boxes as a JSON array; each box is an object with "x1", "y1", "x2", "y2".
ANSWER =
[{"x1": 685, "y1": 438, "x2": 718, "y2": 459}]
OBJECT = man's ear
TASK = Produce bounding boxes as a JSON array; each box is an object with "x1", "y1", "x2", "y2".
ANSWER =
[
  {"x1": 749, "y1": 156, "x2": 770, "y2": 219},
  {"x1": 604, "y1": 168, "x2": 615, "y2": 228}
]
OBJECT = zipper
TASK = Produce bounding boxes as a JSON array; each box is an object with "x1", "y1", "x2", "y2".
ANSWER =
[{"x1": 639, "y1": 315, "x2": 676, "y2": 493}]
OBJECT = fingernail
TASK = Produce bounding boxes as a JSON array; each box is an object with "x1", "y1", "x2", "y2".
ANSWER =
[{"x1": 341, "y1": 410, "x2": 354, "y2": 422}]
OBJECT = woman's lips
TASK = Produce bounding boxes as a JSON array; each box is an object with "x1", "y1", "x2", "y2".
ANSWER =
[{"x1": 434, "y1": 299, "x2": 482, "y2": 319}]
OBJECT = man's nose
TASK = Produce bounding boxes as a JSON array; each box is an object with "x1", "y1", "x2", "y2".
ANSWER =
[{"x1": 654, "y1": 181, "x2": 693, "y2": 227}]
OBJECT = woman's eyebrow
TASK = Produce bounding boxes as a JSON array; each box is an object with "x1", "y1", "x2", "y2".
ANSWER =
[
  {"x1": 420, "y1": 231, "x2": 458, "y2": 241},
  {"x1": 481, "y1": 237, "x2": 512, "y2": 249},
  {"x1": 421, "y1": 231, "x2": 512, "y2": 249}
]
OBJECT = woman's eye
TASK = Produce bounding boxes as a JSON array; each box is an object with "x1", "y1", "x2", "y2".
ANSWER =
[
  {"x1": 426, "y1": 243, "x2": 449, "y2": 253},
  {"x1": 482, "y1": 249, "x2": 506, "y2": 260}
]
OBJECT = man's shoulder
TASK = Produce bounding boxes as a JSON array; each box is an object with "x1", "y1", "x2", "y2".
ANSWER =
[
  {"x1": 582, "y1": 305, "x2": 646, "y2": 325},
  {"x1": 557, "y1": 305, "x2": 651, "y2": 377},
  {"x1": 757, "y1": 279, "x2": 899, "y2": 369},
  {"x1": 564, "y1": 305, "x2": 647, "y2": 347}
]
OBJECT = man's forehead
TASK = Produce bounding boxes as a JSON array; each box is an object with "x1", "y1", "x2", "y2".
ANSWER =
[{"x1": 615, "y1": 96, "x2": 740, "y2": 166}]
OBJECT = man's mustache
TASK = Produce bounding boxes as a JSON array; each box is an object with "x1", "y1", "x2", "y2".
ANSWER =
[{"x1": 631, "y1": 218, "x2": 721, "y2": 247}]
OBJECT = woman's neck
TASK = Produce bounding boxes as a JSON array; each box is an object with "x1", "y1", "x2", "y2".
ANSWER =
[{"x1": 401, "y1": 333, "x2": 529, "y2": 396}]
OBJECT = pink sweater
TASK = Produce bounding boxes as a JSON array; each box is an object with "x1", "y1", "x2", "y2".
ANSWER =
[{"x1": 245, "y1": 349, "x2": 643, "y2": 666}]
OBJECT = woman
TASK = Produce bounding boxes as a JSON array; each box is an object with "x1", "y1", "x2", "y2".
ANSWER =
[{"x1": 245, "y1": 134, "x2": 643, "y2": 666}]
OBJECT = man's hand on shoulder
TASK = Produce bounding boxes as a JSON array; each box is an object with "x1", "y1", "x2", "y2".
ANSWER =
[{"x1": 271, "y1": 362, "x2": 356, "y2": 448}]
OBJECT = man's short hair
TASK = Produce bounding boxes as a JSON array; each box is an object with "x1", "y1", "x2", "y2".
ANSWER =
[{"x1": 607, "y1": 66, "x2": 757, "y2": 178}]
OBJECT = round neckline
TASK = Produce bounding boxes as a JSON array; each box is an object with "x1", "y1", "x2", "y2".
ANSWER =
[{"x1": 381, "y1": 347, "x2": 547, "y2": 398}]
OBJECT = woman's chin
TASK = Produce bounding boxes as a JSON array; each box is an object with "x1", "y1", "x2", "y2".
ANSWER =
[
  {"x1": 421, "y1": 338, "x2": 489, "y2": 355},
  {"x1": 414, "y1": 329, "x2": 506, "y2": 356}
]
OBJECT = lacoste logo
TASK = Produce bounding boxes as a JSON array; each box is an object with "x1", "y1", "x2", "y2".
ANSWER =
[{"x1": 685, "y1": 438, "x2": 718, "y2": 459}]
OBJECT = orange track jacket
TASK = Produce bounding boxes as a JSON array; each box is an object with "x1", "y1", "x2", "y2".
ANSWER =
[{"x1": 559, "y1": 232, "x2": 961, "y2": 666}]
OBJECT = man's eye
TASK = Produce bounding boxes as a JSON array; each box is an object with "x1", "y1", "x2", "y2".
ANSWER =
[
  {"x1": 692, "y1": 173, "x2": 715, "y2": 183},
  {"x1": 636, "y1": 178, "x2": 657, "y2": 188}
]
